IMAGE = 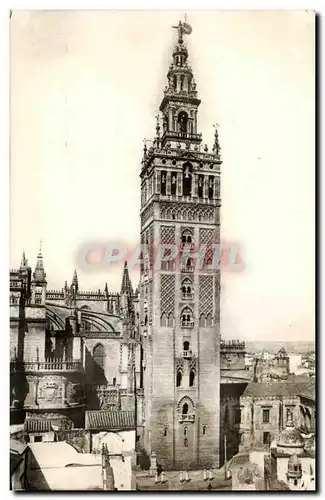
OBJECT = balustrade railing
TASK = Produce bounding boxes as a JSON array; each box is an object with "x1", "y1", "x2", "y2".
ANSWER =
[
  {"x1": 183, "y1": 350, "x2": 193, "y2": 359},
  {"x1": 10, "y1": 359, "x2": 82, "y2": 372},
  {"x1": 178, "y1": 414, "x2": 195, "y2": 423}
]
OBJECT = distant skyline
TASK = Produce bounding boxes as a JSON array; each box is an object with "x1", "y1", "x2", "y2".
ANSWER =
[{"x1": 10, "y1": 11, "x2": 315, "y2": 341}]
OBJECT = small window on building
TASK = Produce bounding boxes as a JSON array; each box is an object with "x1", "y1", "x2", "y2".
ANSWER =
[
  {"x1": 294, "y1": 479, "x2": 298, "y2": 486},
  {"x1": 183, "y1": 341, "x2": 190, "y2": 351},
  {"x1": 113, "y1": 377, "x2": 116, "y2": 386},
  {"x1": 176, "y1": 371, "x2": 182, "y2": 387},
  {"x1": 184, "y1": 426, "x2": 188, "y2": 436},
  {"x1": 189, "y1": 371, "x2": 195, "y2": 387},
  {"x1": 184, "y1": 438, "x2": 188, "y2": 448},
  {"x1": 35, "y1": 293, "x2": 42, "y2": 304},
  {"x1": 263, "y1": 432, "x2": 271, "y2": 446},
  {"x1": 203, "y1": 425, "x2": 207, "y2": 435},
  {"x1": 182, "y1": 403, "x2": 189, "y2": 415},
  {"x1": 34, "y1": 435, "x2": 42, "y2": 442},
  {"x1": 164, "y1": 427, "x2": 168, "y2": 437},
  {"x1": 263, "y1": 409, "x2": 270, "y2": 423}
]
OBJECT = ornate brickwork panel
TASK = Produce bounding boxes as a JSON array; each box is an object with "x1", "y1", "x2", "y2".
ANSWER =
[
  {"x1": 199, "y1": 275, "x2": 214, "y2": 316},
  {"x1": 149, "y1": 225, "x2": 154, "y2": 268},
  {"x1": 160, "y1": 225, "x2": 176, "y2": 244},
  {"x1": 199, "y1": 228, "x2": 214, "y2": 246},
  {"x1": 141, "y1": 204, "x2": 154, "y2": 227},
  {"x1": 160, "y1": 275, "x2": 175, "y2": 316},
  {"x1": 189, "y1": 357, "x2": 198, "y2": 374},
  {"x1": 160, "y1": 204, "x2": 214, "y2": 223},
  {"x1": 176, "y1": 358, "x2": 184, "y2": 373}
]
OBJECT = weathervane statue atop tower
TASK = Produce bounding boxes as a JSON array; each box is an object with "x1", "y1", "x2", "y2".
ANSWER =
[{"x1": 172, "y1": 14, "x2": 192, "y2": 43}]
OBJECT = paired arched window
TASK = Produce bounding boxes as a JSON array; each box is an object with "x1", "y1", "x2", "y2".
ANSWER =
[
  {"x1": 181, "y1": 229, "x2": 193, "y2": 246},
  {"x1": 93, "y1": 343, "x2": 105, "y2": 370},
  {"x1": 181, "y1": 307, "x2": 194, "y2": 327},
  {"x1": 181, "y1": 278, "x2": 193, "y2": 298}
]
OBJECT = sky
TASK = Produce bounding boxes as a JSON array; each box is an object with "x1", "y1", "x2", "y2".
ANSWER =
[{"x1": 10, "y1": 10, "x2": 315, "y2": 342}]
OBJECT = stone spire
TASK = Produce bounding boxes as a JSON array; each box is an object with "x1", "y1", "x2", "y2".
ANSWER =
[
  {"x1": 120, "y1": 261, "x2": 134, "y2": 296},
  {"x1": 72, "y1": 269, "x2": 78, "y2": 288},
  {"x1": 20, "y1": 250, "x2": 28, "y2": 268},
  {"x1": 33, "y1": 242, "x2": 46, "y2": 282}
]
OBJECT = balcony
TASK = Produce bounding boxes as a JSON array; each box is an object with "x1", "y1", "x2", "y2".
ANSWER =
[
  {"x1": 178, "y1": 413, "x2": 195, "y2": 423},
  {"x1": 183, "y1": 350, "x2": 192, "y2": 359},
  {"x1": 181, "y1": 321, "x2": 194, "y2": 329},
  {"x1": 181, "y1": 266, "x2": 195, "y2": 274},
  {"x1": 10, "y1": 359, "x2": 83, "y2": 373},
  {"x1": 161, "y1": 130, "x2": 202, "y2": 143},
  {"x1": 182, "y1": 293, "x2": 194, "y2": 300}
]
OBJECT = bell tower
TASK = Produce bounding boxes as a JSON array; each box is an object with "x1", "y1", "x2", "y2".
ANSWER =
[{"x1": 139, "y1": 19, "x2": 221, "y2": 470}]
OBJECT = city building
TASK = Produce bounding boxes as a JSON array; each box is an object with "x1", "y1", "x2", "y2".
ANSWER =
[
  {"x1": 254, "y1": 347, "x2": 290, "y2": 382},
  {"x1": 139, "y1": 20, "x2": 221, "y2": 470}
]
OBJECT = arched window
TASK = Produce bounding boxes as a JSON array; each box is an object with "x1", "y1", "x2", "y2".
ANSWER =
[
  {"x1": 168, "y1": 313, "x2": 174, "y2": 327},
  {"x1": 203, "y1": 425, "x2": 207, "y2": 435},
  {"x1": 182, "y1": 162, "x2": 192, "y2": 196},
  {"x1": 198, "y1": 175, "x2": 204, "y2": 198},
  {"x1": 182, "y1": 403, "x2": 189, "y2": 415},
  {"x1": 160, "y1": 313, "x2": 167, "y2": 327},
  {"x1": 181, "y1": 278, "x2": 192, "y2": 298},
  {"x1": 199, "y1": 314, "x2": 206, "y2": 327},
  {"x1": 183, "y1": 341, "x2": 190, "y2": 351},
  {"x1": 184, "y1": 438, "x2": 188, "y2": 448},
  {"x1": 113, "y1": 377, "x2": 116, "y2": 386},
  {"x1": 178, "y1": 111, "x2": 188, "y2": 134},
  {"x1": 184, "y1": 426, "x2": 188, "y2": 436},
  {"x1": 181, "y1": 229, "x2": 193, "y2": 247},
  {"x1": 176, "y1": 371, "x2": 182, "y2": 387},
  {"x1": 208, "y1": 176, "x2": 214, "y2": 199},
  {"x1": 164, "y1": 427, "x2": 168, "y2": 437},
  {"x1": 181, "y1": 307, "x2": 194, "y2": 327},
  {"x1": 189, "y1": 371, "x2": 195, "y2": 387},
  {"x1": 93, "y1": 343, "x2": 105, "y2": 370},
  {"x1": 161, "y1": 170, "x2": 167, "y2": 195},
  {"x1": 171, "y1": 173, "x2": 177, "y2": 195}
]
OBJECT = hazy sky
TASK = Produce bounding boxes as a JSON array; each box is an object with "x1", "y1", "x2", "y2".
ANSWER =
[{"x1": 10, "y1": 10, "x2": 315, "y2": 341}]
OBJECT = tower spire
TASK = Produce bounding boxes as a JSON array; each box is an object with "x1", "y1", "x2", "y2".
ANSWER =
[
  {"x1": 33, "y1": 242, "x2": 46, "y2": 282},
  {"x1": 20, "y1": 250, "x2": 28, "y2": 268},
  {"x1": 120, "y1": 261, "x2": 134, "y2": 296},
  {"x1": 72, "y1": 269, "x2": 78, "y2": 287}
]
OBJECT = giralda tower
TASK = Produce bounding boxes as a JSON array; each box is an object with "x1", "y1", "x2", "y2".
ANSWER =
[{"x1": 139, "y1": 20, "x2": 221, "y2": 470}]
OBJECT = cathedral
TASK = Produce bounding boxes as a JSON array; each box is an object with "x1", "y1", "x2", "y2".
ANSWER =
[{"x1": 10, "y1": 250, "x2": 143, "y2": 434}]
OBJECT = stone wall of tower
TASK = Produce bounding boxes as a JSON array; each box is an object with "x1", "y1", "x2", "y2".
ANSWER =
[{"x1": 139, "y1": 23, "x2": 222, "y2": 470}]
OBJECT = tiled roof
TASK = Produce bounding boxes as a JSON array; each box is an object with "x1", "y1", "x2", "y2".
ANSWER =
[
  {"x1": 242, "y1": 380, "x2": 312, "y2": 398},
  {"x1": 85, "y1": 410, "x2": 135, "y2": 430},
  {"x1": 299, "y1": 382, "x2": 315, "y2": 401},
  {"x1": 24, "y1": 419, "x2": 52, "y2": 433}
]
